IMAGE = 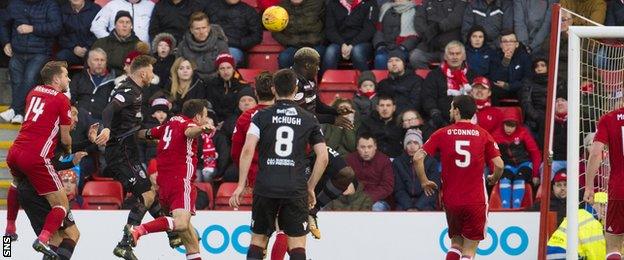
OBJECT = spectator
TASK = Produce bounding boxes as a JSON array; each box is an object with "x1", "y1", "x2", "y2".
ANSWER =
[
  {"x1": 377, "y1": 50, "x2": 422, "y2": 114},
  {"x1": 199, "y1": 109, "x2": 220, "y2": 181},
  {"x1": 205, "y1": 0, "x2": 262, "y2": 66},
  {"x1": 353, "y1": 70, "x2": 378, "y2": 118},
  {"x1": 70, "y1": 48, "x2": 117, "y2": 120},
  {"x1": 205, "y1": 53, "x2": 252, "y2": 122},
  {"x1": 59, "y1": 169, "x2": 85, "y2": 209},
  {"x1": 410, "y1": 0, "x2": 467, "y2": 69},
  {"x1": 550, "y1": 93, "x2": 568, "y2": 176},
  {"x1": 514, "y1": 0, "x2": 555, "y2": 56},
  {"x1": 149, "y1": 0, "x2": 203, "y2": 43},
  {"x1": 465, "y1": 25, "x2": 496, "y2": 78},
  {"x1": 0, "y1": 0, "x2": 61, "y2": 124},
  {"x1": 151, "y1": 32, "x2": 176, "y2": 90},
  {"x1": 322, "y1": 98, "x2": 358, "y2": 156},
  {"x1": 358, "y1": 95, "x2": 404, "y2": 158},
  {"x1": 561, "y1": 0, "x2": 606, "y2": 25},
  {"x1": 324, "y1": 180, "x2": 373, "y2": 211},
  {"x1": 393, "y1": 129, "x2": 440, "y2": 211},
  {"x1": 422, "y1": 41, "x2": 475, "y2": 129},
  {"x1": 323, "y1": 0, "x2": 377, "y2": 71},
  {"x1": 492, "y1": 112, "x2": 542, "y2": 209},
  {"x1": 90, "y1": 0, "x2": 154, "y2": 43},
  {"x1": 221, "y1": 87, "x2": 257, "y2": 142},
  {"x1": 490, "y1": 30, "x2": 532, "y2": 104},
  {"x1": 177, "y1": 11, "x2": 228, "y2": 81},
  {"x1": 470, "y1": 76, "x2": 502, "y2": 134},
  {"x1": 0, "y1": 1, "x2": 7, "y2": 67},
  {"x1": 532, "y1": 169, "x2": 567, "y2": 225},
  {"x1": 520, "y1": 57, "x2": 559, "y2": 146},
  {"x1": 91, "y1": 11, "x2": 140, "y2": 76},
  {"x1": 606, "y1": 0, "x2": 624, "y2": 26},
  {"x1": 346, "y1": 134, "x2": 394, "y2": 211},
  {"x1": 167, "y1": 57, "x2": 208, "y2": 114},
  {"x1": 542, "y1": 10, "x2": 572, "y2": 80},
  {"x1": 461, "y1": 0, "x2": 512, "y2": 49},
  {"x1": 57, "y1": 0, "x2": 101, "y2": 65},
  {"x1": 398, "y1": 109, "x2": 433, "y2": 142},
  {"x1": 372, "y1": 0, "x2": 418, "y2": 70},
  {"x1": 273, "y1": 0, "x2": 326, "y2": 69},
  {"x1": 138, "y1": 97, "x2": 170, "y2": 165}
]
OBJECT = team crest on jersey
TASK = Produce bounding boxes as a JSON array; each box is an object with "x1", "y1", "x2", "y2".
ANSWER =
[
  {"x1": 114, "y1": 94, "x2": 125, "y2": 103},
  {"x1": 514, "y1": 137, "x2": 521, "y2": 145},
  {"x1": 294, "y1": 92, "x2": 304, "y2": 101},
  {"x1": 487, "y1": 115, "x2": 492, "y2": 120}
]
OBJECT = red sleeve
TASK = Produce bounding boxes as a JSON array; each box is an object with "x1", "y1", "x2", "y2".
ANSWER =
[
  {"x1": 520, "y1": 127, "x2": 542, "y2": 177},
  {"x1": 58, "y1": 95, "x2": 72, "y2": 126},
  {"x1": 422, "y1": 130, "x2": 440, "y2": 156},
  {"x1": 150, "y1": 124, "x2": 166, "y2": 139},
  {"x1": 594, "y1": 115, "x2": 610, "y2": 144},
  {"x1": 231, "y1": 112, "x2": 251, "y2": 165},
  {"x1": 484, "y1": 131, "x2": 502, "y2": 162}
]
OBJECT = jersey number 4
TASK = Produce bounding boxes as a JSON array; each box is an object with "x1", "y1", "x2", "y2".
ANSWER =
[
  {"x1": 25, "y1": 97, "x2": 45, "y2": 122},
  {"x1": 275, "y1": 126, "x2": 294, "y2": 157},
  {"x1": 163, "y1": 126, "x2": 173, "y2": 150},
  {"x1": 455, "y1": 140, "x2": 471, "y2": 168}
]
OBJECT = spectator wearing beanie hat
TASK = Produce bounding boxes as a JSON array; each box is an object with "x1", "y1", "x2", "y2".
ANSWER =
[
  {"x1": 377, "y1": 50, "x2": 423, "y2": 115},
  {"x1": 90, "y1": 0, "x2": 154, "y2": 43},
  {"x1": 91, "y1": 10, "x2": 141, "y2": 75},
  {"x1": 392, "y1": 129, "x2": 440, "y2": 211},
  {"x1": 151, "y1": 33, "x2": 176, "y2": 90},
  {"x1": 206, "y1": 53, "x2": 253, "y2": 122},
  {"x1": 354, "y1": 71, "x2": 378, "y2": 118},
  {"x1": 470, "y1": 76, "x2": 503, "y2": 134}
]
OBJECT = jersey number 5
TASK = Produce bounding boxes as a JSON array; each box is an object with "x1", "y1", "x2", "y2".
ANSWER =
[
  {"x1": 163, "y1": 126, "x2": 173, "y2": 150},
  {"x1": 455, "y1": 140, "x2": 471, "y2": 168},
  {"x1": 25, "y1": 97, "x2": 45, "y2": 122},
  {"x1": 275, "y1": 126, "x2": 294, "y2": 157}
]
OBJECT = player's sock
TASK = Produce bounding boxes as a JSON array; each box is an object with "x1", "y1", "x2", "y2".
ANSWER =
[
  {"x1": 5, "y1": 184, "x2": 18, "y2": 235},
  {"x1": 445, "y1": 247, "x2": 461, "y2": 260},
  {"x1": 56, "y1": 238, "x2": 76, "y2": 260},
  {"x1": 270, "y1": 232, "x2": 288, "y2": 260},
  {"x1": 312, "y1": 179, "x2": 347, "y2": 215},
  {"x1": 460, "y1": 256, "x2": 473, "y2": 260},
  {"x1": 127, "y1": 198, "x2": 149, "y2": 226},
  {"x1": 288, "y1": 247, "x2": 306, "y2": 260},
  {"x1": 186, "y1": 252, "x2": 201, "y2": 260},
  {"x1": 138, "y1": 216, "x2": 174, "y2": 235},
  {"x1": 247, "y1": 244, "x2": 265, "y2": 260},
  {"x1": 38, "y1": 206, "x2": 67, "y2": 244},
  {"x1": 499, "y1": 178, "x2": 512, "y2": 209},
  {"x1": 511, "y1": 179, "x2": 525, "y2": 208},
  {"x1": 606, "y1": 252, "x2": 622, "y2": 260},
  {"x1": 147, "y1": 200, "x2": 163, "y2": 218}
]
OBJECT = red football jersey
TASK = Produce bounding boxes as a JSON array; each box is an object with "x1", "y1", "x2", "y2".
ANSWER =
[
  {"x1": 423, "y1": 122, "x2": 501, "y2": 206},
  {"x1": 593, "y1": 108, "x2": 624, "y2": 200},
  {"x1": 231, "y1": 104, "x2": 268, "y2": 187},
  {"x1": 12, "y1": 85, "x2": 72, "y2": 159},
  {"x1": 151, "y1": 116, "x2": 198, "y2": 181}
]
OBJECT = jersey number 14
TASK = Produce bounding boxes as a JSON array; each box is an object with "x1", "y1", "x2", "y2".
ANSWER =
[{"x1": 25, "y1": 97, "x2": 45, "y2": 122}]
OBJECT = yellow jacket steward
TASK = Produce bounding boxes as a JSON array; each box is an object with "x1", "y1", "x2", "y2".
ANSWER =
[{"x1": 547, "y1": 208, "x2": 605, "y2": 260}]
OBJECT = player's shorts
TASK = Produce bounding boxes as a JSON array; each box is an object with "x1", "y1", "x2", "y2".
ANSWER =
[
  {"x1": 16, "y1": 178, "x2": 75, "y2": 235},
  {"x1": 251, "y1": 194, "x2": 309, "y2": 237},
  {"x1": 7, "y1": 147, "x2": 63, "y2": 195},
  {"x1": 103, "y1": 141, "x2": 151, "y2": 195},
  {"x1": 605, "y1": 199, "x2": 624, "y2": 235},
  {"x1": 445, "y1": 204, "x2": 488, "y2": 241},
  {"x1": 158, "y1": 178, "x2": 197, "y2": 215}
]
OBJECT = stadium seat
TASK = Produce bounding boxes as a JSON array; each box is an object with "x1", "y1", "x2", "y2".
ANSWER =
[
  {"x1": 496, "y1": 106, "x2": 523, "y2": 124},
  {"x1": 489, "y1": 183, "x2": 534, "y2": 211},
  {"x1": 214, "y1": 182, "x2": 252, "y2": 210},
  {"x1": 415, "y1": 69, "x2": 430, "y2": 79},
  {"x1": 238, "y1": 68, "x2": 265, "y2": 85},
  {"x1": 371, "y1": 70, "x2": 389, "y2": 81},
  {"x1": 319, "y1": 69, "x2": 359, "y2": 104},
  {"x1": 82, "y1": 181, "x2": 124, "y2": 209},
  {"x1": 319, "y1": 91, "x2": 356, "y2": 105},
  {"x1": 195, "y1": 182, "x2": 215, "y2": 210},
  {"x1": 248, "y1": 31, "x2": 283, "y2": 71}
]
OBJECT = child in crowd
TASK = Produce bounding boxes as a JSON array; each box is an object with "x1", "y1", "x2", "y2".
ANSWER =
[
  {"x1": 353, "y1": 71, "x2": 378, "y2": 117},
  {"x1": 151, "y1": 33, "x2": 176, "y2": 89}
]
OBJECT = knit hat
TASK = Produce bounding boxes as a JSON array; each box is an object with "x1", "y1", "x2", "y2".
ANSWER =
[
  {"x1": 214, "y1": 53, "x2": 236, "y2": 69},
  {"x1": 358, "y1": 71, "x2": 377, "y2": 88},
  {"x1": 150, "y1": 98, "x2": 171, "y2": 114},
  {"x1": 472, "y1": 76, "x2": 490, "y2": 89},
  {"x1": 388, "y1": 49, "x2": 406, "y2": 64},
  {"x1": 151, "y1": 32, "x2": 177, "y2": 52},
  {"x1": 237, "y1": 87, "x2": 258, "y2": 103},
  {"x1": 403, "y1": 129, "x2": 423, "y2": 150},
  {"x1": 552, "y1": 170, "x2": 567, "y2": 183},
  {"x1": 114, "y1": 10, "x2": 133, "y2": 24}
]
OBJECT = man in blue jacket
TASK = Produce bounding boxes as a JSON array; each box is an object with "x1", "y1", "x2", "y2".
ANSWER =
[
  {"x1": 0, "y1": 0, "x2": 61, "y2": 124},
  {"x1": 56, "y1": 0, "x2": 101, "y2": 65}
]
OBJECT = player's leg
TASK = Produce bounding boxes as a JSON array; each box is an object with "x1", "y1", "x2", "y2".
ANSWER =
[
  {"x1": 499, "y1": 165, "x2": 516, "y2": 209},
  {"x1": 605, "y1": 233, "x2": 623, "y2": 259},
  {"x1": 446, "y1": 236, "x2": 464, "y2": 260},
  {"x1": 5, "y1": 181, "x2": 19, "y2": 241},
  {"x1": 511, "y1": 162, "x2": 532, "y2": 209},
  {"x1": 249, "y1": 195, "x2": 280, "y2": 260},
  {"x1": 458, "y1": 204, "x2": 488, "y2": 259},
  {"x1": 49, "y1": 224, "x2": 80, "y2": 260},
  {"x1": 459, "y1": 237, "x2": 480, "y2": 259},
  {"x1": 179, "y1": 222, "x2": 201, "y2": 260},
  {"x1": 270, "y1": 231, "x2": 288, "y2": 260},
  {"x1": 279, "y1": 196, "x2": 310, "y2": 260},
  {"x1": 605, "y1": 200, "x2": 624, "y2": 258}
]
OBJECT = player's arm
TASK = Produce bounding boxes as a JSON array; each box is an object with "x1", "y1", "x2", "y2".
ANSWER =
[
  {"x1": 308, "y1": 142, "x2": 329, "y2": 192},
  {"x1": 184, "y1": 123, "x2": 215, "y2": 139},
  {"x1": 60, "y1": 125, "x2": 72, "y2": 149},
  {"x1": 95, "y1": 96, "x2": 127, "y2": 145},
  {"x1": 413, "y1": 149, "x2": 437, "y2": 196},
  {"x1": 229, "y1": 132, "x2": 259, "y2": 208},
  {"x1": 59, "y1": 99, "x2": 73, "y2": 150},
  {"x1": 488, "y1": 156, "x2": 504, "y2": 185},
  {"x1": 584, "y1": 141, "x2": 605, "y2": 204}
]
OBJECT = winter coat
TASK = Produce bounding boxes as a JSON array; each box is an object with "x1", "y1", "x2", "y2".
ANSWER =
[
  {"x1": 0, "y1": 0, "x2": 61, "y2": 55},
  {"x1": 205, "y1": 0, "x2": 262, "y2": 50},
  {"x1": 153, "y1": 54, "x2": 175, "y2": 90},
  {"x1": 205, "y1": 74, "x2": 252, "y2": 122},
  {"x1": 346, "y1": 151, "x2": 394, "y2": 202},
  {"x1": 514, "y1": 0, "x2": 554, "y2": 54},
  {"x1": 490, "y1": 47, "x2": 533, "y2": 95},
  {"x1": 372, "y1": 2, "x2": 419, "y2": 50},
  {"x1": 377, "y1": 71, "x2": 423, "y2": 114},
  {"x1": 59, "y1": 1, "x2": 100, "y2": 51},
  {"x1": 520, "y1": 73, "x2": 548, "y2": 135},
  {"x1": 168, "y1": 75, "x2": 208, "y2": 115},
  {"x1": 358, "y1": 112, "x2": 404, "y2": 158},
  {"x1": 421, "y1": 66, "x2": 476, "y2": 124},
  {"x1": 272, "y1": 0, "x2": 325, "y2": 48},
  {"x1": 476, "y1": 105, "x2": 503, "y2": 134},
  {"x1": 466, "y1": 44, "x2": 496, "y2": 78},
  {"x1": 176, "y1": 26, "x2": 229, "y2": 81},
  {"x1": 321, "y1": 122, "x2": 358, "y2": 156},
  {"x1": 461, "y1": 0, "x2": 513, "y2": 48},
  {"x1": 148, "y1": 0, "x2": 203, "y2": 43},
  {"x1": 552, "y1": 119, "x2": 567, "y2": 161},
  {"x1": 91, "y1": 31, "x2": 140, "y2": 76},
  {"x1": 90, "y1": 0, "x2": 154, "y2": 43},
  {"x1": 353, "y1": 94, "x2": 378, "y2": 118},
  {"x1": 70, "y1": 69, "x2": 117, "y2": 120},
  {"x1": 531, "y1": 193, "x2": 566, "y2": 226},
  {"x1": 492, "y1": 113, "x2": 542, "y2": 177},
  {"x1": 606, "y1": 0, "x2": 624, "y2": 26},
  {"x1": 393, "y1": 152, "x2": 440, "y2": 210},
  {"x1": 561, "y1": 0, "x2": 606, "y2": 25},
  {"x1": 414, "y1": 0, "x2": 467, "y2": 52},
  {"x1": 324, "y1": 181, "x2": 374, "y2": 211},
  {"x1": 325, "y1": 0, "x2": 377, "y2": 46}
]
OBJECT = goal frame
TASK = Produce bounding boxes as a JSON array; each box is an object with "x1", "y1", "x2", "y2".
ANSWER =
[{"x1": 566, "y1": 25, "x2": 624, "y2": 260}]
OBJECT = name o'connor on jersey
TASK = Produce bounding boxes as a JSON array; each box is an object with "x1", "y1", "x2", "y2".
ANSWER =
[
  {"x1": 447, "y1": 129, "x2": 480, "y2": 136},
  {"x1": 266, "y1": 158, "x2": 295, "y2": 166}
]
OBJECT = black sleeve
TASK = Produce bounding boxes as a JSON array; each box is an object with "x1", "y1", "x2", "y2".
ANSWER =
[
  {"x1": 102, "y1": 92, "x2": 131, "y2": 129},
  {"x1": 315, "y1": 98, "x2": 339, "y2": 124},
  {"x1": 308, "y1": 116, "x2": 326, "y2": 145}
]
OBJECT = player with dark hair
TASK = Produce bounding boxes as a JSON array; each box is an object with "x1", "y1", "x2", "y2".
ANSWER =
[
  {"x1": 93, "y1": 55, "x2": 179, "y2": 260},
  {"x1": 124, "y1": 99, "x2": 214, "y2": 260},
  {"x1": 413, "y1": 95, "x2": 504, "y2": 260},
  {"x1": 230, "y1": 69, "x2": 329, "y2": 260},
  {"x1": 584, "y1": 106, "x2": 624, "y2": 260}
]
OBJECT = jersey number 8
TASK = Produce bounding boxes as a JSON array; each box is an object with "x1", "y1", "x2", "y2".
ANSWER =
[{"x1": 275, "y1": 126, "x2": 294, "y2": 157}]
